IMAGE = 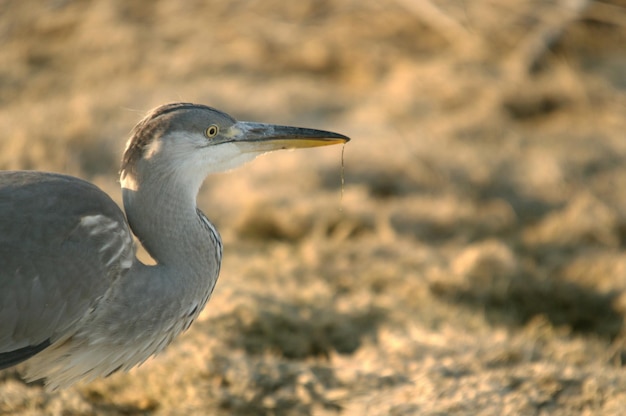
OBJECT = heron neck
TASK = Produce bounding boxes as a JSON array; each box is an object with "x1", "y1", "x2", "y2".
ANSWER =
[{"x1": 121, "y1": 175, "x2": 221, "y2": 278}]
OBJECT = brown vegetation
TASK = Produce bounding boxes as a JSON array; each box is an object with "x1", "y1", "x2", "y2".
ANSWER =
[{"x1": 1, "y1": 0, "x2": 626, "y2": 414}]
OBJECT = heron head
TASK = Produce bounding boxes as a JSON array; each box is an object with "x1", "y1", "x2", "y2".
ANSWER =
[{"x1": 120, "y1": 103, "x2": 349, "y2": 194}]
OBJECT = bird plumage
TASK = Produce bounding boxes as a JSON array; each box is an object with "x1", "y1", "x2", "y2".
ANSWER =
[{"x1": 0, "y1": 172, "x2": 136, "y2": 387}]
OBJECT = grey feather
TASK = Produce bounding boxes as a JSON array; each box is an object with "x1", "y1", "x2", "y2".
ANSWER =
[{"x1": 0, "y1": 172, "x2": 133, "y2": 356}]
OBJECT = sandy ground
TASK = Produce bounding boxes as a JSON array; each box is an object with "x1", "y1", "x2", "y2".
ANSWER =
[{"x1": 1, "y1": 0, "x2": 626, "y2": 414}]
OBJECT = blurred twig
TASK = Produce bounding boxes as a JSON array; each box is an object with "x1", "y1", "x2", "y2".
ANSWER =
[
  {"x1": 394, "y1": 0, "x2": 594, "y2": 79},
  {"x1": 586, "y1": 0, "x2": 626, "y2": 28},
  {"x1": 505, "y1": 0, "x2": 592, "y2": 78},
  {"x1": 393, "y1": 0, "x2": 480, "y2": 49}
]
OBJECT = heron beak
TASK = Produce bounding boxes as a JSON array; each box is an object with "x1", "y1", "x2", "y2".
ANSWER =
[{"x1": 226, "y1": 121, "x2": 350, "y2": 152}]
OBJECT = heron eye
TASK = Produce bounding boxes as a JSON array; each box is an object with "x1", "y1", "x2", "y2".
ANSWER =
[{"x1": 205, "y1": 124, "x2": 219, "y2": 138}]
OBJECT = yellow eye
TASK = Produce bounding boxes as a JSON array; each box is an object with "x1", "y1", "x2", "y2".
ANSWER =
[{"x1": 205, "y1": 124, "x2": 219, "y2": 138}]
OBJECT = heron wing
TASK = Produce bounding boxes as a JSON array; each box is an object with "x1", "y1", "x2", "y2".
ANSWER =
[{"x1": 0, "y1": 171, "x2": 135, "y2": 369}]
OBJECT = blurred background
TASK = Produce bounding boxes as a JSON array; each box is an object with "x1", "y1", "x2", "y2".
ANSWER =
[{"x1": 1, "y1": 0, "x2": 626, "y2": 414}]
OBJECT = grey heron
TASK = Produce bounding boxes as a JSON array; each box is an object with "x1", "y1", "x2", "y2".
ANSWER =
[{"x1": 0, "y1": 102, "x2": 349, "y2": 390}]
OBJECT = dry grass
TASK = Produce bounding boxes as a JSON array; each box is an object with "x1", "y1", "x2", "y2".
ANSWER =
[{"x1": 2, "y1": 0, "x2": 626, "y2": 414}]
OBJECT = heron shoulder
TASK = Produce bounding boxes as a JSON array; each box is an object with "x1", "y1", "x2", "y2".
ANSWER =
[{"x1": 0, "y1": 171, "x2": 136, "y2": 370}]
